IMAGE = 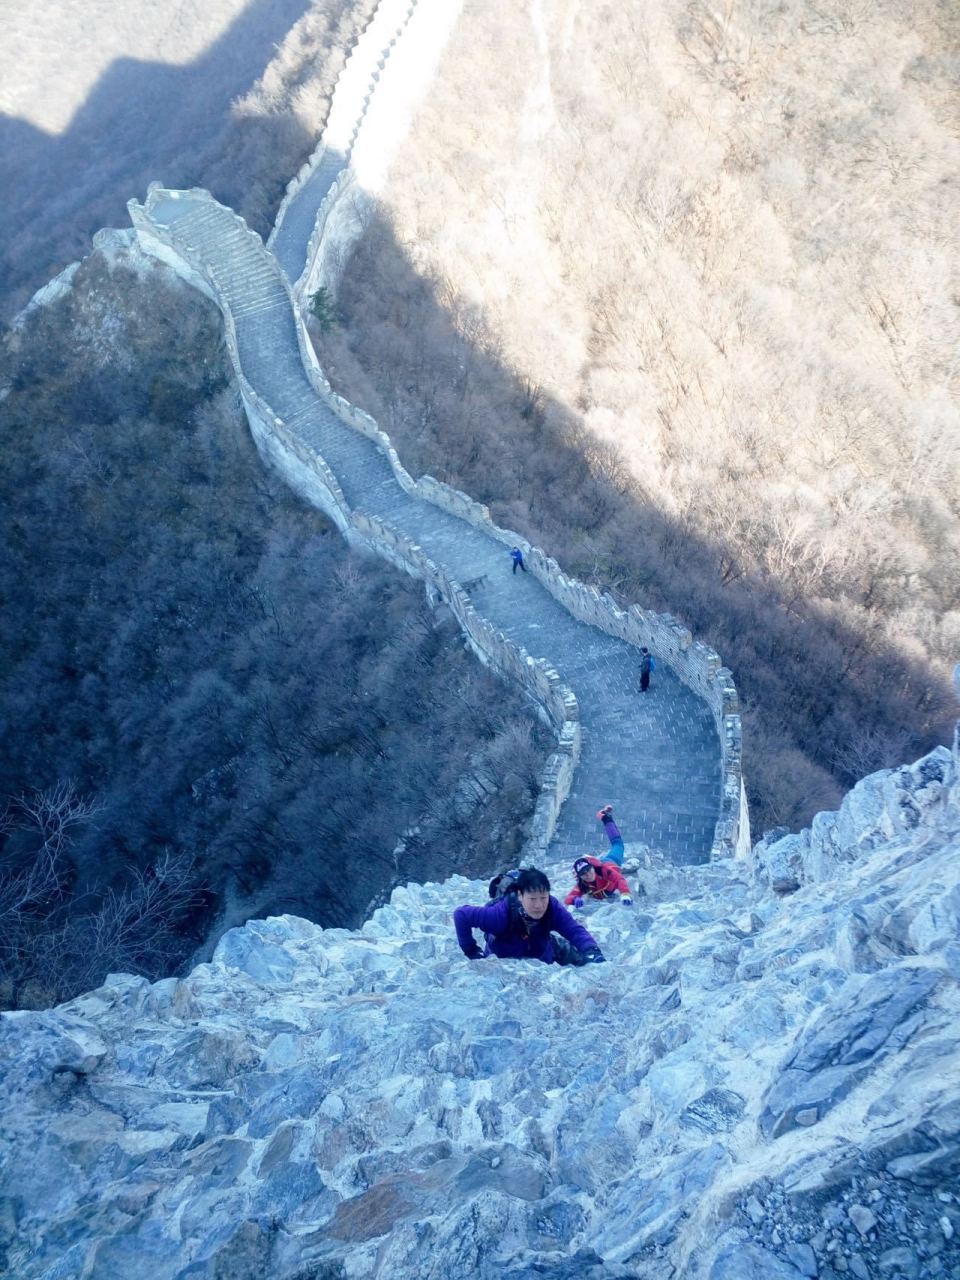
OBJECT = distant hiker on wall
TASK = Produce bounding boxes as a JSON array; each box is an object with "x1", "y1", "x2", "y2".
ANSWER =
[
  {"x1": 454, "y1": 867, "x2": 605, "y2": 965},
  {"x1": 596, "y1": 805, "x2": 626, "y2": 866},
  {"x1": 511, "y1": 546, "x2": 527, "y2": 574},
  {"x1": 565, "y1": 856, "x2": 633, "y2": 908},
  {"x1": 639, "y1": 647, "x2": 655, "y2": 693}
]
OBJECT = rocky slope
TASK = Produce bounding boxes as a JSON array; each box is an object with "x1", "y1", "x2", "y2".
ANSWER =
[{"x1": 2, "y1": 734, "x2": 958, "y2": 1278}]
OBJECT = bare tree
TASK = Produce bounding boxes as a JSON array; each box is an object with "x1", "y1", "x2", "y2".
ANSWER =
[{"x1": 0, "y1": 782, "x2": 102, "y2": 929}]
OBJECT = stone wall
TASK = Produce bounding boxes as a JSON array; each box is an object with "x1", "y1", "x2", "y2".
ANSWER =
[
  {"x1": 277, "y1": 0, "x2": 748, "y2": 858},
  {"x1": 128, "y1": 0, "x2": 747, "y2": 858}
]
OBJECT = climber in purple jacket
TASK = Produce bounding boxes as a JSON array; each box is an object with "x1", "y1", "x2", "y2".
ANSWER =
[{"x1": 453, "y1": 867, "x2": 605, "y2": 965}]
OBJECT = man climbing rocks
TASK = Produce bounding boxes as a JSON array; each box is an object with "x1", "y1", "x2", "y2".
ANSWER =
[
  {"x1": 565, "y1": 856, "x2": 633, "y2": 908},
  {"x1": 639, "y1": 647, "x2": 655, "y2": 693},
  {"x1": 454, "y1": 867, "x2": 605, "y2": 965},
  {"x1": 596, "y1": 805, "x2": 626, "y2": 866},
  {"x1": 510, "y1": 546, "x2": 527, "y2": 574}
]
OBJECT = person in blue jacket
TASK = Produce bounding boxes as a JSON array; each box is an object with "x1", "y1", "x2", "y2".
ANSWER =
[
  {"x1": 453, "y1": 867, "x2": 605, "y2": 965},
  {"x1": 639, "y1": 647, "x2": 655, "y2": 693}
]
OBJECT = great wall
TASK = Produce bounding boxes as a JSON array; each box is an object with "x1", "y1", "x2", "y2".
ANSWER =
[
  {"x1": 5, "y1": 6, "x2": 960, "y2": 1278},
  {"x1": 127, "y1": 0, "x2": 747, "y2": 868}
]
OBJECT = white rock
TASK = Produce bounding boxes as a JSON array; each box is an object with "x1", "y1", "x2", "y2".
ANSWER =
[
  {"x1": 848, "y1": 1204, "x2": 876, "y2": 1237},
  {"x1": 1, "y1": 740, "x2": 958, "y2": 1278}
]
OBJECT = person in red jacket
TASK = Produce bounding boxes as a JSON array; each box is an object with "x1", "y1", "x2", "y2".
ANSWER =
[{"x1": 565, "y1": 856, "x2": 633, "y2": 908}]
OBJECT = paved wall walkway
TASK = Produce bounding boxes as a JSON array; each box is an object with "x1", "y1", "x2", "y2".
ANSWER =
[
  {"x1": 135, "y1": 192, "x2": 719, "y2": 865},
  {"x1": 269, "y1": 147, "x2": 345, "y2": 286}
]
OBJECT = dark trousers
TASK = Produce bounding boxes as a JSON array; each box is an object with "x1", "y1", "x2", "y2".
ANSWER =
[
  {"x1": 640, "y1": 672, "x2": 650, "y2": 692},
  {"x1": 512, "y1": 560, "x2": 526, "y2": 573}
]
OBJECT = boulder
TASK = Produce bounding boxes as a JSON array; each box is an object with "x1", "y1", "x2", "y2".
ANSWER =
[
  {"x1": 710, "y1": 1241, "x2": 808, "y2": 1279},
  {"x1": 759, "y1": 965, "x2": 942, "y2": 1139}
]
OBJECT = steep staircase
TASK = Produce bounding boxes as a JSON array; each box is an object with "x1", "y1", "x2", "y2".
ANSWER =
[{"x1": 135, "y1": 189, "x2": 720, "y2": 864}]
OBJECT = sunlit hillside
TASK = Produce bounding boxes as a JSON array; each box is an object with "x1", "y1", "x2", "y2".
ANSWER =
[
  {"x1": 322, "y1": 0, "x2": 960, "y2": 830},
  {"x1": 0, "y1": 0, "x2": 378, "y2": 314}
]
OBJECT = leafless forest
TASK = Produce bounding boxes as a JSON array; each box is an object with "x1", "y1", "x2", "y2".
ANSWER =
[
  {"x1": 319, "y1": 0, "x2": 960, "y2": 830},
  {"x1": 0, "y1": 254, "x2": 549, "y2": 1008}
]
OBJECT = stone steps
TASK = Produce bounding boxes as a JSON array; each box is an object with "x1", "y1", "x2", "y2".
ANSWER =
[{"x1": 136, "y1": 190, "x2": 721, "y2": 864}]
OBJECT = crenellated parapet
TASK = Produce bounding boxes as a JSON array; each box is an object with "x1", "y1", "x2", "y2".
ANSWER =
[
  {"x1": 127, "y1": 0, "x2": 746, "y2": 862},
  {"x1": 267, "y1": 0, "x2": 749, "y2": 858}
]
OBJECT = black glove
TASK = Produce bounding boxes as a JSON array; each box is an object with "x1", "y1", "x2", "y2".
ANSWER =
[
  {"x1": 581, "y1": 948, "x2": 606, "y2": 964},
  {"x1": 464, "y1": 943, "x2": 484, "y2": 960}
]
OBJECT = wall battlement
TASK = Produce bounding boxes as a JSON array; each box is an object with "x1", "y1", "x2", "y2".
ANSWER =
[{"x1": 128, "y1": 0, "x2": 746, "y2": 861}]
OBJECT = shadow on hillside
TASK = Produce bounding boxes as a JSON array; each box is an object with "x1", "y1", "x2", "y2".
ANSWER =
[
  {"x1": 0, "y1": 0, "x2": 314, "y2": 318},
  {"x1": 319, "y1": 207, "x2": 957, "y2": 832},
  {"x1": 0, "y1": 248, "x2": 557, "y2": 1007}
]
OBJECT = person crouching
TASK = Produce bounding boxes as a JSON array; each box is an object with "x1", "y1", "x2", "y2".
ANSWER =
[
  {"x1": 565, "y1": 856, "x2": 633, "y2": 909},
  {"x1": 453, "y1": 868, "x2": 605, "y2": 965}
]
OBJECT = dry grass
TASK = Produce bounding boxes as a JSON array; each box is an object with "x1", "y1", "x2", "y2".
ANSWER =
[{"x1": 322, "y1": 0, "x2": 960, "y2": 831}]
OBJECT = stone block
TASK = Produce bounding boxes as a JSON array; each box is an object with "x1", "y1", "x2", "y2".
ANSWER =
[
  {"x1": 680, "y1": 1088, "x2": 746, "y2": 1134},
  {"x1": 759, "y1": 966, "x2": 942, "y2": 1138},
  {"x1": 710, "y1": 1241, "x2": 808, "y2": 1279}
]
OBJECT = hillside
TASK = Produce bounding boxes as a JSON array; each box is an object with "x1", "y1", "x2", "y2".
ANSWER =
[
  {"x1": 0, "y1": 0, "x2": 378, "y2": 316},
  {"x1": 3, "y1": 737, "x2": 957, "y2": 1275},
  {"x1": 320, "y1": 0, "x2": 959, "y2": 831},
  {"x1": 0, "y1": 239, "x2": 551, "y2": 1009}
]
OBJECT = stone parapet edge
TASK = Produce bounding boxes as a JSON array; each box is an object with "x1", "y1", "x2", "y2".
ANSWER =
[
  {"x1": 268, "y1": 0, "x2": 418, "y2": 279},
  {"x1": 129, "y1": 186, "x2": 581, "y2": 864}
]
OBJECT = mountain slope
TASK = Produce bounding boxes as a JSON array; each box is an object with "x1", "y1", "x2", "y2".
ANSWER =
[{"x1": 3, "y1": 734, "x2": 958, "y2": 1276}]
